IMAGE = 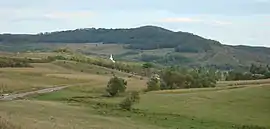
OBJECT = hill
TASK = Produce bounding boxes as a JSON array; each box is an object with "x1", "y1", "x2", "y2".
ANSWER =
[
  {"x1": 0, "y1": 26, "x2": 220, "y2": 51},
  {"x1": 1, "y1": 25, "x2": 270, "y2": 69}
]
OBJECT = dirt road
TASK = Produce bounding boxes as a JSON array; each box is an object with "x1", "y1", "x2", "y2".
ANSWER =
[{"x1": 0, "y1": 83, "x2": 87, "y2": 101}]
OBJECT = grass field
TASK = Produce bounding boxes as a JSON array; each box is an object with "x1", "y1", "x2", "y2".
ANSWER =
[
  {"x1": 1, "y1": 81, "x2": 269, "y2": 129},
  {"x1": 0, "y1": 64, "x2": 85, "y2": 94},
  {"x1": 1, "y1": 83, "x2": 269, "y2": 129},
  {"x1": 137, "y1": 85, "x2": 270, "y2": 127},
  {"x1": 0, "y1": 52, "x2": 270, "y2": 129},
  {"x1": 0, "y1": 57, "x2": 149, "y2": 129}
]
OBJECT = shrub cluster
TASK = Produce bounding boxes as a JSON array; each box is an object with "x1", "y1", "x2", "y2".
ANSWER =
[
  {"x1": 119, "y1": 91, "x2": 140, "y2": 110},
  {"x1": 147, "y1": 67, "x2": 217, "y2": 91},
  {"x1": 225, "y1": 64, "x2": 270, "y2": 81},
  {"x1": 0, "y1": 57, "x2": 31, "y2": 68}
]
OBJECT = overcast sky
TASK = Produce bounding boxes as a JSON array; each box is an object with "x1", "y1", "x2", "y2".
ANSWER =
[{"x1": 0, "y1": 0, "x2": 269, "y2": 47}]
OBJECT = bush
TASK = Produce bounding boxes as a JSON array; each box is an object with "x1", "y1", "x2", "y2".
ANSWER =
[
  {"x1": 119, "y1": 97, "x2": 133, "y2": 110},
  {"x1": 147, "y1": 74, "x2": 161, "y2": 91},
  {"x1": 119, "y1": 91, "x2": 140, "y2": 110},
  {"x1": 106, "y1": 76, "x2": 127, "y2": 97}
]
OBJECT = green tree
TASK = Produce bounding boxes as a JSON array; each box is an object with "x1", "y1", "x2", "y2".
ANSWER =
[
  {"x1": 142, "y1": 62, "x2": 153, "y2": 76},
  {"x1": 159, "y1": 67, "x2": 217, "y2": 89},
  {"x1": 147, "y1": 74, "x2": 161, "y2": 91},
  {"x1": 142, "y1": 62, "x2": 153, "y2": 69},
  {"x1": 106, "y1": 76, "x2": 127, "y2": 97}
]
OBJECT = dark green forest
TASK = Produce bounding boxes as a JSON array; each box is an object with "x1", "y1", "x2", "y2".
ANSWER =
[{"x1": 0, "y1": 26, "x2": 221, "y2": 52}]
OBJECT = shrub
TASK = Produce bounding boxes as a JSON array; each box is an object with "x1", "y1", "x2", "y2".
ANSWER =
[
  {"x1": 119, "y1": 96, "x2": 133, "y2": 110},
  {"x1": 106, "y1": 76, "x2": 127, "y2": 97},
  {"x1": 129, "y1": 91, "x2": 140, "y2": 103},
  {"x1": 147, "y1": 74, "x2": 160, "y2": 91},
  {"x1": 119, "y1": 91, "x2": 140, "y2": 110}
]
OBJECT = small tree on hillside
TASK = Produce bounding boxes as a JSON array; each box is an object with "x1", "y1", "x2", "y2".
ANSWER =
[
  {"x1": 119, "y1": 91, "x2": 140, "y2": 110},
  {"x1": 147, "y1": 74, "x2": 161, "y2": 91},
  {"x1": 106, "y1": 76, "x2": 127, "y2": 97}
]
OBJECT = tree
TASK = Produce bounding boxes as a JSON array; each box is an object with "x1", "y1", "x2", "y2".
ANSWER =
[
  {"x1": 147, "y1": 74, "x2": 161, "y2": 91},
  {"x1": 158, "y1": 67, "x2": 217, "y2": 89},
  {"x1": 142, "y1": 62, "x2": 153, "y2": 69},
  {"x1": 142, "y1": 62, "x2": 153, "y2": 76},
  {"x1": 250, "y1": 64, "x2": 256, "y2": 74},
  {"x1": 119, "y1": 91, "x2": 140, "y2": 110},
  {"x1": 106, "y1": 76, "x2": 127, "y2": 97}
]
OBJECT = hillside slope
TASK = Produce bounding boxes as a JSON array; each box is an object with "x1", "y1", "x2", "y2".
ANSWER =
[{"x1": 1, "y1": 25, "x2": 270, "y2": 69}]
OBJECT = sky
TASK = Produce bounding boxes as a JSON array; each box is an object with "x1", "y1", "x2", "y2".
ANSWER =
[{"x1": 0, "y1": 0, "x2": 269, "y2": 47}]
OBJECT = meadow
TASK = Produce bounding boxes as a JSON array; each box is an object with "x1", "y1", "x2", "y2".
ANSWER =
[{"x1": 0, "y1": 52, "x2": 269, "y2": 129}]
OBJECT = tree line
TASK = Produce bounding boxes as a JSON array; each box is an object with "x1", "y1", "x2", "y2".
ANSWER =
[
  {"x1": 0, "y1": 57, "x2": 54, "y2": 68},
  {"x1": 225, "y1": 64, "x2": 270, "y2": 81},
  {"x1": 147, "y1": 67, "x2": 218, "y2": 91}
]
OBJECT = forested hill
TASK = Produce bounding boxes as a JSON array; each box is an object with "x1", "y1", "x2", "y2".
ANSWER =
[
  {"x1": 1, "y1": 25, "x2": 270, "y2": 69},
  {"x1": 0, "y1": 26, "x2": 222, "y2": 52}
]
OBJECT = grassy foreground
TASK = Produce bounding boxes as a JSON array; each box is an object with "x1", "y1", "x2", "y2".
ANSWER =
[
  {"x1": 1, "y1": 83, "x2": 269, "y2": 129},
  {"x1": 0, "y1": 53, "x2": 269, "y2": 129}
]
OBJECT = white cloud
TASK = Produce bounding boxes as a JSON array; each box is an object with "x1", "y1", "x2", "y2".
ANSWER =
[
  {"x1": 159, "y1": 17, "x2": 233, "y2": 26},
  {"x1": 44, "y1": 11, "x2": 94, "y2": 20},
  {"x1": 212, "y1": 20, "x2": 233, "y2": 25},
  {"x1": 160, "y1": 18, "x2": 202, "y2": 23}
]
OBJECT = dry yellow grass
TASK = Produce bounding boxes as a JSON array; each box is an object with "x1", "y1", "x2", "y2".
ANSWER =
[
  {"x1": 125, "y1": 78, "x2": 147, "y2": 91},
  {"x1": 0, "y1": 116, "x2": 21, "y2": 129},
  {"x1": 45, "y1": 73, "x2": 111, "y2": 80},
  {"x1": 13, "y1": 52, "x2": 58, "y2": 59},
  {"x1": 0, "y1": 64, "x2": 88, "y2": 93},
  {"x1": 153, "y1": 85, "x2": 257, "y2": 94},
  {"x1": 0, "y1": 61, "x2": 146, "y2": 93},
  {"x1": 218, "y1": 79, "x2": 270, "y2": 86}
]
